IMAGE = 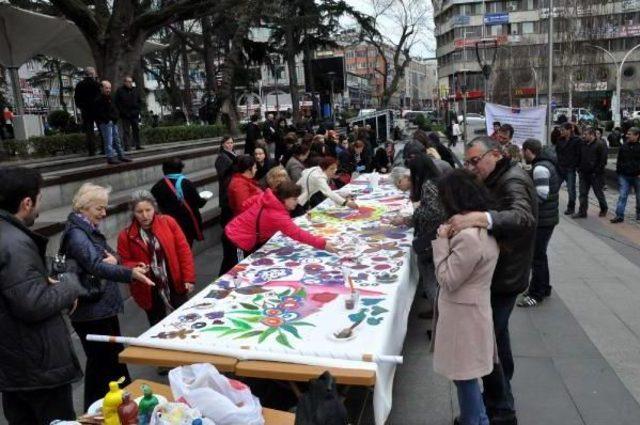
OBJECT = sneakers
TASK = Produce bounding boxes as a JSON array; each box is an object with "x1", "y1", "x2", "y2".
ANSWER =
[
  {"x1": 517, "y1": 294, "x2": 540, "y2": 308},
  {"x1": 106, "y1": 158, "x2": 121, "y2": 165},
  {"x1": 563, "y1": 208, "x2": 574, "y2": 215},
  {"x1": 610, "y1": 217, "x2": 624, "y2": 224}
]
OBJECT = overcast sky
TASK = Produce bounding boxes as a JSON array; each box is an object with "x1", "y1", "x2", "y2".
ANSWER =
[{"x1": 343, "y1": 0, "x2": 437, "y2": 58}]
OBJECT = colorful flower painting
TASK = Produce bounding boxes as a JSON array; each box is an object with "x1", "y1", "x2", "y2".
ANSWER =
[{"x1": 142, "y1": 176, "x2": 415, "y2": 351}]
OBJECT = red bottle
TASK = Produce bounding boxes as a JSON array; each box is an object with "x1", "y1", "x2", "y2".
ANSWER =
[{"x1": 118, "y1": 391, "x2": 139, "y2": 425}]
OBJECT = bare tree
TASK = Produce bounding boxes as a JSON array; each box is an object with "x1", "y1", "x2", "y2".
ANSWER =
[{"x1": 355, "y1": 0, "x2": 433, "y2": 108}]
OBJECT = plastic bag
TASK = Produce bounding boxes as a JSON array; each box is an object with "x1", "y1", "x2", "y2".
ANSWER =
[
  {"x1": 168, "y1": 363, "x2": 264, "y2": 425},
  {"x1": 149, "y1": 402, "x2": 215, "y2": 425}
]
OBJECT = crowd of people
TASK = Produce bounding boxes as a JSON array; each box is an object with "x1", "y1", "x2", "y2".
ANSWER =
[
  {"x1": 2, "y1": 106, "x2": 639, "y2": 425},
  {"x1": 74, "y1": 67, "x2": 143, "y2": 163}
]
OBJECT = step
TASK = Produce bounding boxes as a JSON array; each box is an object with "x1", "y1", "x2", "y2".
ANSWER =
[{"x1": 38, "y1": 140, "x2": 244, "y2": 212}]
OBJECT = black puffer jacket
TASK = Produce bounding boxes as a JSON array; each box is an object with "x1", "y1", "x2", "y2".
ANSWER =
[
  {"x1": 532, "y1": 149, "x2": 560, "y2": 228},
  {"x1": 554, "y1": 135, "x2": 581, "y2": 170},
  {"x1": 0, "y1": 210, "x2": 83, "y2": 391},
  {"x1": 616, "y1": 142, "x2": 640, "y2": 177},
  {"x1": 485, "y1": 158, "x2": 538, "y2": 295}
]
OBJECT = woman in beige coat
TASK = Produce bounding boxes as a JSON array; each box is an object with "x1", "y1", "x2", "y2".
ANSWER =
[{"x1": 431, "y1": 169, "x2": 500, "y2": 425}]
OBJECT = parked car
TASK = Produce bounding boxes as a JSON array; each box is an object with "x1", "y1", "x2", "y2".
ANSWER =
[
  {"x1": 458, "y1": 113, "x2": 486, "y2": 137},
  {"x1": 553, "y1": 108, "x2": 595, "y2": 124}
]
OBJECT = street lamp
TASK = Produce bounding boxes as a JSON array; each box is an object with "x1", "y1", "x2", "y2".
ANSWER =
[{"x1": 585, "y1": 42, "x2": 640, "y2": 128}]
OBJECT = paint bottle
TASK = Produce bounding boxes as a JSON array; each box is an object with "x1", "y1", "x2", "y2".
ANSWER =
[
  {"x1": 138, "y1": 384, "x2": 159, "y2": 425},
  {"x1": 103, "y1": 378, "x2": 125, "y2": 425},
  {"x1": 117, "y1": 391, "x2": 139, "y2": 425}
]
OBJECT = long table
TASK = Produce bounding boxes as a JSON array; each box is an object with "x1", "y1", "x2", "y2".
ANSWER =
[{"x1": 119, "y1": 175, "x2": 417, "y2": 424}]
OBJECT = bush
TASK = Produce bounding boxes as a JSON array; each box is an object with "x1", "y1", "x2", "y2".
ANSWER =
[
  {"x1": 48, "y1": 110, "x2": 71, "y2": 131},
  {"x1": 413, "y1": 113, "x2": 432, "y2": 131},
  {"x1": 6, "y1": 124, "x2": 226, "y2": 158}
]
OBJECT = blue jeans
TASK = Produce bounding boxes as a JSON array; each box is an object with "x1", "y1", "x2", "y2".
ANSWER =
[
  {"x1": 455, "y1": 379, "x2": 490, "y2": 425},
  {"x1": 615, "y1": 175, "x2": 640, "y2": 219},
  {"x1": 558, "y1": 167, "x2": 577, "y2": 210},
  {"x1": 99, "y1": 121, "x2": 124, "y2": 159}
]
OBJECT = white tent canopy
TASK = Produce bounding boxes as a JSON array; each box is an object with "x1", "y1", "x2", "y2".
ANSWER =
[{"x1": 0, "y1": 2, "x2": 164, "y2": 113}]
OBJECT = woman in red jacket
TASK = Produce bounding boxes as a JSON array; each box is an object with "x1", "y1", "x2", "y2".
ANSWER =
[
  {"x1": 226, "y1": 181, "x2": 337, "y2": 254},
  {"x1": 117, "y1": 190, "x2": 196, "y2": 326},
  {"x1": 227, "y1": 155, "x2": 263, "y2": 216}
]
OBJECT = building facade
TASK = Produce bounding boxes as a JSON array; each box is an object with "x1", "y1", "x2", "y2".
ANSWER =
[{"x1": 433, "y1": 0, "x2": 640, "y2": 118}]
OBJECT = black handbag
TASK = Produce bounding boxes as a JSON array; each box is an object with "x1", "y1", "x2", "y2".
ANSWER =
[{"x1": 59, "y1": 233, "x2": 107, "y2": 303}]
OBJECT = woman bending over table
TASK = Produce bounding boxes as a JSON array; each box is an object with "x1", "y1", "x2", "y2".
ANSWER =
[
  {"x1": 296, "y1": 156, "x2": 358, "y2": 211},
  {"x1": 226, "y1": 181, "x2": 337, "y2": 254},
  {"x1": 118, "y1": 190, "x2": 195, "y2": 326},
  {"x1": 431, "y1": 169, "x2": 499, "y2": 425}
]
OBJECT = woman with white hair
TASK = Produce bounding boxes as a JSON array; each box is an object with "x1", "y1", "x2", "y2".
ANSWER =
[
  {"x1": 60, "y1": 183, "x2": 154, "y2": 410},
  {"x1": 117, "y1": 190, "x2": 195, "y2": 326},
  {"x1": 390, "y1": 166, "x2": 412, "y2": 193}
]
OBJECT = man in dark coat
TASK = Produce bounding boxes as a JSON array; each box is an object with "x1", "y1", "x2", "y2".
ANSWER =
[
  {"x1": 114, "y1": 75, "x2": 143, "y2": 151},
  {"x1": 74, "y1": 67, "x2": 101, "y2": 156},
  {"x1": 245, "y1": 114, "x2": 262, "y2": 154},
  {"x1": 553, "y1": 122, "x2": 581, "y2": 215},
  {"x1": 151, "y1": 158, "x2": 207, "y2": 246},
  {"x1": 448, "y1": 136, "x2": 538, "y2": 425},
  {"x1": 0, "y1": 167, "x2": 82, "y2": 425},
  {"x1": 611, "y1": 127, "x2": 640, "y2": 223},
  {"x1": 572, "y1": 127, "x2": 608, "y2": 218},
  {"x1": 519, "y1": 139, "x2": 560, "y2": 308}
]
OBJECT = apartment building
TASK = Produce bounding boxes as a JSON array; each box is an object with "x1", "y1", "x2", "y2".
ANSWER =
[{"x1": 433, "y1": 0, "x2": 640, "y2": 117}]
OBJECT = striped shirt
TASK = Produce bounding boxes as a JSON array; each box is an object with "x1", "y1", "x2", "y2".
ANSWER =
[{"x1": 533, "y1": 164, "x2": 551, "y2": 201}]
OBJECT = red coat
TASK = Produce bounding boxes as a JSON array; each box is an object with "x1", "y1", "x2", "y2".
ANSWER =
[
  {"x1": 225, "y1": 189, "x2": 326, "y2": 251},
  {"x1": 117, "y1": 214, "x2": 196, "y2": 311},
  {"x1": 227, "y1": 173, "x2": 263, "y2": 216}
]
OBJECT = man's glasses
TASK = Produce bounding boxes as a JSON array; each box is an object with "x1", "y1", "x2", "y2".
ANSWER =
[{"x1": 464, "y1": 151, "x2": 491, "y2": 167}]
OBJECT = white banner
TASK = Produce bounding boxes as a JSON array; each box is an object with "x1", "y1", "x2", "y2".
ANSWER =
[{"x1": 484, "y1": 103, "x2": 547, "y2": 146}]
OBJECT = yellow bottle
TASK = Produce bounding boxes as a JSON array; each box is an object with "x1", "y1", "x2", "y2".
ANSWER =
[{"x1": 103, "y1": 377, "x2": 125, "y2": 425}]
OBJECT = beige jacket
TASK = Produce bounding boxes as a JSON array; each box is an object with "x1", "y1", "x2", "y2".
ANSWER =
[{"x1": 431, "y1": 227, "x2": 499, "y2": 381}]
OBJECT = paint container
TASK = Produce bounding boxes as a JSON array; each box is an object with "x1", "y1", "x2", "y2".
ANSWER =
[{"x1": 345, "y1": 290, "x2": 359, "y2": 310}]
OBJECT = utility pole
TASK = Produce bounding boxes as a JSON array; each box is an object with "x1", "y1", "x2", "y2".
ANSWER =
[{"x1": 546, "y1": 0, "x2": 554, "y2": 145}]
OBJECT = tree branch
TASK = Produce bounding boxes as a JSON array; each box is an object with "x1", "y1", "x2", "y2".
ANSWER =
[
  {"x1": 49, "y1": 0, "x2": 101, "y2": 42},
  {"x1": 133, "y1": 0, "x2": 224, "y2": 34}
]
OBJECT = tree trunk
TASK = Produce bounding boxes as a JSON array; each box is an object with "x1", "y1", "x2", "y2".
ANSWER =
[
  {"x1": 201, "y1": 16, "x2": 217, "y2": 97},
  {"x1": 284, "y1": 23, "x2": 300, "y2": 123},
  {"x1": 92, "y1": 35, "x2": 146, "y2": 90},
  {"x1": 55, "y1": 61, "x2": 67, "y2": 111}
]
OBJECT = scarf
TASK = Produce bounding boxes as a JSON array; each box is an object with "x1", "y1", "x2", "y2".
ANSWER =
[
  {"x1": 140, "y1": 227, "x2": 173, "y2": 312},
  {"x1": 165, "y1": 173, "x2": 186, "y2": 201}
]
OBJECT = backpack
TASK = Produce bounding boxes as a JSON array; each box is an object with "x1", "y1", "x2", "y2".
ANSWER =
[{"x1": 294, "y1": 371, "x2": 348, "y2": 425}]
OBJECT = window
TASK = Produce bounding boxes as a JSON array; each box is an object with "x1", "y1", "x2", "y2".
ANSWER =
[{"x1": 522, "y1": 22, "x2": 535, "y2": 34}]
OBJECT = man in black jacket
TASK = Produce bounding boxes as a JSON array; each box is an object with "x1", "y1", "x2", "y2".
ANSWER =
[
  {"x1": 554, "y1": 122, "x2": 581, "y2": 214},
  {"x1": 448, "y1": 137, "x2": 538, "y2": 425},
  {"x1": 74, "y1": 67, "x2": 101, "y2": 156},
  {"x1": 572, "y1": 127, "x2": 608, "y2": 218},
  {"x1": 114, "y1": 76, "x2": 142, "y2": 151},
  {"x1": 0, "y1": 167, "x2": 82, "y2": 425},
  {"x1": 245, "y1": 114, "x2": 262, "y2": 154},
  {"x1": 611, "y1": 127, "x2": 640, "y2": 223},
  {"x1": 519, "y1": 139, "x2": 560, "y2": 308},
  {"x1": 95, "y1": 80, "x2": 132, "y2": 165}
]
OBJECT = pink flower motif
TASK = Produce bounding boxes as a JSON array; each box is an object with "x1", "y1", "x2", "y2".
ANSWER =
[{"x1": 261, "y1": 317, "x2": 284, "y2": 327}]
